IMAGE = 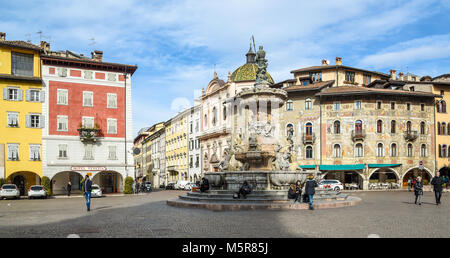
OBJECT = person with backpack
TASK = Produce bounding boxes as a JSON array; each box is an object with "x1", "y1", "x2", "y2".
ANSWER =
[
  {"x1": 431, "y1": 172, "x2": 443, "y2": 205},
  {"x1": 304, "y1": 174, "x2": 318, "y2": 210},
  {"x1": 414, "y1": 176, "x2": 423, "y2": 205}
]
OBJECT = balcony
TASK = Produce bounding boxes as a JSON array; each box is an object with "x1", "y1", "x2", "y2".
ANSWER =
[
  {"x1": 351, "y1": 129, "x2": 366, "y2": 142},
  {"x1": 77, "y1": 127, "x2": 101, "y2": 142},
  {"x1": 404, "y1": 130, "x2": 418, "y2": 142},
  {"x1": 302, "y1": 133, "x2": 316, "y2": 144}
]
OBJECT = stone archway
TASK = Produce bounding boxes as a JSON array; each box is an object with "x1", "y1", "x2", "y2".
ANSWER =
[
  {"x1": 402, "y1": 166, "x2": 433, "y2": 186},
  {"x1": 323, "y1": 171, "x2": 364, "y2": 189},
  {"x1": 369, "y1": 168, "x2": 400, "y2": 184},
  {"x1": 51, "y1": 171, "x2": 83, "y2": 195},
  {"x1": 7, "y1": 171, "x2": 41, "y2": 196},
  {"x1": 92, "y1": 171, "x2": 124, "y2": 194}
]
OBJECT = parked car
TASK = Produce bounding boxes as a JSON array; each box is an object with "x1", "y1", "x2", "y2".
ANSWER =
[
  {"x1": 165, "y1": 182, "x2": 175, "y2": 190},
  {"x1": 159, "y1": 184, "x2": 166, "y2": 189},
  {"x1": 183, "y1": 182, "x2": 195, "y2": 191},
  {"x1": 27, "y1": 185, "x2": 47, "y2": 199},
  {"x1": 91, "y1": 184, "x2": 103, "y2": 198},
  {"x1": 175, "y1": 180, "x2": 190, "y2": 190},
  {"x1": 0, "y1": 184, "x2": 20, "y2": 200},
  {"x1": 318, "y1": 180, "x2": 344, "y2": 192}
]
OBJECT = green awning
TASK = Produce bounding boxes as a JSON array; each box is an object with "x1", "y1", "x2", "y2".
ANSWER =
[
  {"x1": 299, "y1": 165, "x2": 316, "y2": 169},
  {"x1": 319, "y1": 164, "x2": 365, "y2": 171},
  {"x1": 368, "y1": 164, "x2": 402, "y2": 168}
]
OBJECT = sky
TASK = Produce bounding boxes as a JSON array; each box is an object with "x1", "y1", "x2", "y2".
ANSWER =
[{"x1": 2, "y1": 0, "x2": 450, "y2": 137}]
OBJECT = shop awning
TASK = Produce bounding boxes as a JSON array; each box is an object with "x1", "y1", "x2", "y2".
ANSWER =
[
  {"x1": 299, "y1": 165, "x2": 316, "y2": 169},
  {"x1": 368, "y1": 164, "x2": 402, "y2": 168},
  {"x1": 319, "y1": 164, "x2": 365, "y2": 171}
]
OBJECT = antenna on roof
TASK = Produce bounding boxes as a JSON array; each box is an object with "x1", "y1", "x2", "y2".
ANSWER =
[
  {"x1": 36, "y1": 30, "x2": 43, "y2": 42},
  {"x1": 25, "y1": 33, "x2": 31, "y2": 42}
]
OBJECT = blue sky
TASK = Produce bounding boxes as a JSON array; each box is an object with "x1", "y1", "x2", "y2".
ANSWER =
[{"x1": 2, "y1": 0, "x2": 450, "y2": 136}]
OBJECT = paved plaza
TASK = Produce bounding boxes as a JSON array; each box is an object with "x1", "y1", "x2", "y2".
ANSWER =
[{"x1": 0, "y1": 190, "x2": 448, "y2": 238}]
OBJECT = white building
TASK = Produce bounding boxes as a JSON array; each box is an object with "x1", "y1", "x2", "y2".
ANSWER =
[{"x1": 188, "y1": 105, "x2": 202, "y2": 182}]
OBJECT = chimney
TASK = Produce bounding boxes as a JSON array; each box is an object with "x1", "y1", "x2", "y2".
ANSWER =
[
  {"x1": 399, "y1": 72, "x2": 404, "y2": 81},
  {"x1": 91, "y1": 50, "x2": 103, "y2": 62},
  {"x1": 40, "y1": 41, "x2": 50, "y2": 52},
  {"x1": 0, "y1": 32, "x2": 5, "y2": 41},
  {"x1": 390, "y1": 69, "x2": 396, "y2": 80},
  {"x1": 336, "y1": 57, "x2": 342, "y2": 66},
  {"x1": 322, "y1": 59, "x2": 328, "y2": 66}
]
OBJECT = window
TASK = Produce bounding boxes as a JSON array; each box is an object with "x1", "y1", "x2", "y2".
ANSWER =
[
  {"x1": 420, "y1": 144, "x2": 427, "y2": 157},
  {"x1": 355, "y1": 101, "x2": 362, "y2": 110},
  {"x1": 82, "y1": 117, "x2": 94, "y2": 128},
  {"x1": 204, "y1": 114, "x2": 208, "y2": 127},
  {"x1": 107, "y1": 93, "x2": 117, "y2": 108},
  {"x1": 439, "y1": 145, "x2": 442, "y2": 157},
  {"x1": 195, "y1": 120, "x2": 199, "y2": 132},
  {"x1": 190, "y1": 122, "x2": 193, "y2": 133},
  {"x1": 195, "y1": 155, "x2": 199, "y2": 168},
  {"x1": 421, "y1": 103, "x2": 425, "y2": 112},
  {"x1": 189, "y1": 155, "x2": 193, "y2": 168},
  {"x1": 391, "y1": 102, "x2": 395, "y2": 110},
  {"x1": 3, "y1": 87, "x2": 22, "y2": 101},
  {"x1": 57, "y1": 115, "x2": 68, "y2": 131},
  {"x1": 420, "y1": 122, "x2": 425, "y2": 135},
  {"x1": 355, "y1": 143, "x2": 363, "y2": 157},
  {"x1": 410, "y1": 87, "x2": 415, "y2": 92},
  {"x1": 286, "y1": 100, "x2": 293, "y2": 111},
  {"x1": 407, "y1": 144, "x2": 413, "y2": 157},
  {"x1": 29, "y1": 144, "x2": 41, "y2": 161},
  {"x1": 437, "y1": 102, "x2": 441, "y2": 113},
  {"x1": 84, "y1": 144, "x2": 94, "y2": 160},
  {"x1": 363, "y1": 74, "x2": 371, "y2": 85},
  {"x1": 355, "y1": 120, "x2": 363, "y2": 133},
  {"x1": 305, "y1": 98, "x2": 312, "y2": 110},
  {"x1": 310, "y1": 72, "x2": 322, "y2": 82},
  {"x1": 333, "y1": 144, "x2": 341, "y2": 158},
  {"x1": 442, "y1": 101, "x2": 447, "y2": 113},
  {"x1": 306, "y1": 146, "x2": 313, "y2": 159},
  {"x1": 286, "y1": 124, "x2": 294, "y2": 137},
  {"x1": 108, "y1": 146, "x2": 117, "y2": 160},
  {"x1": 442, "y1": 145, "x2": 447, "y2": 158},
  {"x1": 377, "y1": 120, "x2": 383, "y2": 133},
  {"x1": 7, "y1": 144, "x2": 19, "y2": 161},
  {"x1": 27, "y1": 114, "x2": 42, "y2": 128},
  {"x1": 391, "y1": 143, "x2": 397, "y2": 157},
  {"x1": 305, "y1": 123, "x2": 312, "y2": 136},
  {"x1": 406, "y1": 121, "x2": 412, "y2": 133},
  {"x1": 334, "y1": 121, "x2": 340, "y2": 134},
  {"x1": 28, "y1": 89, "x2": 41, "y2": 102},
  {"x1": 448, "y1": 124, "x2": 450, "y2": 136},
  {"x1": 376, "y1": 101, "x2": 382, "y2": 110},
  {"x1": 7, "y1": 112, "x2": 19, "y2": 127},
  {"x1": 57, "y1": 89, "x2": 68, "y2": 105},
  {"x1": 83, "y1": 91, "x2": 93, "y2": 107},
  {"x1": 212, "y1": 107, "x2": 217, "y2": 126},
  {"x1": 345, "y1": 71, "x2": 355, "y2": 83},
  {"x1": 438, "y1": 122, "x2": 441, "y2": 135},
  {"x1": 391, "y1": 120, "x2": 396, "y2": 134},
  {"x1": 406, "y1": 103, "x2": 411, "y2": 111},
  {"x1": 442, "y1": 122, "x2": 447, "y2": 135},
  {"x1": 334, "y1": 102, "x2": 340, "y2": 110},
  {"x1": 377, "y1": 143, "x2": 384, "y2": 157},
  {"x1": 58, "y1": 144, "x2": 68, "y2": 159},
  {"x1": 223, "y1": 107, "x2": 227, "y2": 120},
  {"x1": 11, "y1": 52, "x2": 33, "y2": 76}
]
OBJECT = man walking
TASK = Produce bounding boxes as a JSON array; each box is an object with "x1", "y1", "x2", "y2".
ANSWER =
[
  {"x1": 304, "y1": 174, "x2": 318, "y2": 210},
  {"x1": 407, "y1": 178, "x2": 412, "y2": 192},
  {"x1": 81, "y1": 175, "x2": 93, "y2": 211},
  {"x1": 431, "y1": 172, "x2": 443, "y2": 205},
  {"x1": 67, "y1": 181, "x2": 72, "y2": 197}
]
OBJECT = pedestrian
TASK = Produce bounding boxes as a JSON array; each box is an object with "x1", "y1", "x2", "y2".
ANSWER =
[
  {"x1": 132, "y1": 180, "x2": 136, "y2": 194},
  {"x1": 238, "y1": 181, "x2": 252, "y2": 199},
  {"x1": 407, "y1": 178, "x2": 412, "y2": 192},
  {"x1": 200, "y1": 177, "x2": 209, "y2": 193},
  {"x1": 304, "y1": 174, "x2": 318, "y2": 210},
  {"x1": 295, "y1": 180, "x2": 303, "y2": 203},
  {"x1": 81, "y1": 175, "x2": 93, "y2": 212},
  {"x1": 431, "y1": 172, "x2": 443, "y2": 205},
  {"x1": 414, "y1": 176, "x2": 423, "y2": 205},
  {"x1": 67, "y1": 181, "x2": 72, "y2": 197}
]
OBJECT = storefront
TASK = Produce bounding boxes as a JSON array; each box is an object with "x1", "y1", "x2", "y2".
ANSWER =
[{"x1": 320, "y1": 164, "x2": 365, "y2": 189}]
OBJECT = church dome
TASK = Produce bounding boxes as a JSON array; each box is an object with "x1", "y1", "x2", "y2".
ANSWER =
[{"x1": 230, "y1": 45, "x2": 274, "y2": 84}]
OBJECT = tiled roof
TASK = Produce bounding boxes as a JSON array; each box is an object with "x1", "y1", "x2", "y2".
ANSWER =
[
  {"x1": 284, "y1": 80, "x2": 334, "y2": 92},
  {"x1": 231, "y1": 63, "x2": 274, "y2": 83},
  {"x1": 0, "y1": 40, "x2": 42, "y2": 51}
]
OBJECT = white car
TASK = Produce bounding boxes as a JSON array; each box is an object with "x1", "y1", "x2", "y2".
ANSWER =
[
  {"x1": 175, "y1": 180, "x2": 190, "y2": 190},
  {"x1": 28, "y1": 185, "x2": 47, "y2": 199},
  {"x1": 1, "y1": 184, "x2": 20, "y2": 200},
  {"x1": 318, "y1": 180, "x2": 344, "y2": 192},
  {"x1": 184, "y1": 183, "x2": 195, "y2": 191},
  {"x1": 91, "y1": 184, "x2": 103, "y2": 198}
]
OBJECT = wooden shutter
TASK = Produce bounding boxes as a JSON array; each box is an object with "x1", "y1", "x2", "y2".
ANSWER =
[
  {"x1": 40, "y1": 90, "x2": 45, "y2": 102},
  {"x1": 26, "y1": 90, "x2": 30, "y2": 101},
  {"x1": 40, "y1": 115, "x2": 45, "y2": 128},
  {"x1": 25, "y1": 115, "x2": 31, "y2": 128}
]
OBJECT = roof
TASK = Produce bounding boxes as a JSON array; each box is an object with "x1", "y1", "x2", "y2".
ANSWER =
[
  {"x1": 0, "y1": 40, "x2": 42, "y2": 52},
  {"x1": 230, "y1": 63, "x2": 274, "y2": 84},
  {"x1": 284, "y1": 80, "x2": 335, "y2": 93},
  {"x1": 290, "y1": 65, "x2": 389, "y2": 78},
  {"x1": 316, "y1": 86, "x2": 438, "y2": 98},
  {"x1": 433, "y1": 74, "x2": 450, "y2": 81},
  {"x1": 0, "y1": 73, "x2": 42, "y2": 83}
]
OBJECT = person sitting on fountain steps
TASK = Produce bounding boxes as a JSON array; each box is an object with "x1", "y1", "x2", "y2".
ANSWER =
[
  {"x1": 238, "y1": 181, "x2": 252, "y2": 199},
  {"x1": 200, "y1": 177, "x2": 210, "y2": 193}
]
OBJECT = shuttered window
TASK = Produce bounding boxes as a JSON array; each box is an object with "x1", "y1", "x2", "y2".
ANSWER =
[
  {"x1": 7, "y1": 144, "x2": 19, "y2": 161},
  {"x1": 57, "y1": 89, "x2": 68, "y2": 105},
  {"x1": 107, "y1": 93, "x2": 117, "y2": 108},
  {"x1": 3, "y1": 87, "x2": 23, "y2": 101},
  {"x1": 26, "y1": 114, "x2": 44, "y2": 128},
  {"x1": 29, "y1": 144, "x2": 41, "y2": 161},
  {"x1": 7, "y1": 112, "x2": 19, "y2": 127},
  {"x1": 57, "y1": 115, "x2": 68, "y2": 131},
  {"x1": 83, "y1": 91, "x2": 93, "y2": 107},
  {"x1": 107, "y1": 118, "x2": 117, "y2": 134}
]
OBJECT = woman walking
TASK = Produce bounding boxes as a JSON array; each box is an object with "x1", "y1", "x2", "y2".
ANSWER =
[{"x1": 414, "y1": 176, "x2": 423, "y2": 205}]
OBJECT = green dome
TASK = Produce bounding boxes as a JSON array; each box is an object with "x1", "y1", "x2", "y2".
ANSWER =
[{"x1": 230, "y1": 63, "x2": 274, "y2": 84}]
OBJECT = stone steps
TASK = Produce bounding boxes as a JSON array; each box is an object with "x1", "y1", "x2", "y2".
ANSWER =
[{"x1": 182, "y1": 192, "x2": 348, "y2": 202}]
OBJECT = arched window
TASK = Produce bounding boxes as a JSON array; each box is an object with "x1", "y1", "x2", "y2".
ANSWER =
[
  {"x1": 438, "y1": 122, "x2": 441, "y2": 135},
  {"x1": 443, "y1": 145, "x2": 448, "y2": 158},
  {"x1": 439, "y1": 144, "x2": 442, "y2": 157},
  {"x1": 420, "y1": 122, "x2": 425, "y2": 135},
  {"x1": 204, "y1": 114, "x2": 208, "y2": 127},
  {"x1": 377, "y1": 120, "x2": 383, "y2": 133},
  {"x1": 355, "y1": 143, "x2": 363, "y2": 157},
  {"x1": 306, "y1": 146, "x2": 313, "y2": 159},
  {"x1": 286, "y1": 100, "x2": 293, "y2": 111},
  {"x1": 355, "y1": 120, "x2": 363, "y2": 133},
  {"x1": 305, "y1": 122, "x2": 312, "y2": 135},
  {"x1": 442, "y1": 122, "x2": 446, "y2": 135},
  {"x1": 407, "y1": 144, "x2": 413, "y2": 157},
  {"x1": 406, "y1": 121, "x2": 412, "y2": 133},
  {"x1": 223, "y1": 106, "x2": 227, "y2": 120},
  {"x1": 334, "y1": 121, "x2": 340, "y2": 134},
  {"x1": 442, "y1": 101, "x2": 447, "y2": 113},
  {"x1": 377, "y1": 143, "x2": 384, "y2": 157},
  {"x1": 420, "y1": 144, "x2": 427, "y2": 157},
  {"x1": 448, "y1": 123, "x2": 450, "y2": 135},
  {"x1": 391, "y1": 143, "x2": 397, "y2": 157},
  {"x1": 305, "y1": 98, "x2": 312, "y2": 110},
  {"x1": 286, "y1": 123, "x2": 294, "y2": 137},
  {"x1": 212, "y1": 107, "x2": 217, "y2": 126},
  {"x1": 391, "y1": 120, "x2": 396, "y2": 134},
  {"x1": 437, "y1": 102, "x2": 441, "y2": 113},
  {"x1": 333, "y1": 144, "x2": 341, "y2": 158}
]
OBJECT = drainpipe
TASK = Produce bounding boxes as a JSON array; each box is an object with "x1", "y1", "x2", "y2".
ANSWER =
[
  {"x1": 124, "y1": 70, "x2": 128, "y2": 178},
  {"x1": 433, "y1": 96, "x2": 437, "y2": 175}
]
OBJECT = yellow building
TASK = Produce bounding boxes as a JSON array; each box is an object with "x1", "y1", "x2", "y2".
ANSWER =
[
  {"x1": 141, "y1": 122, "x2": 164, "y2": 184},
  {"x1": 165, "y1": 108, "x2": 189, "y2": 184},
  {"x1": 0, "y1": 33, "x2": 43, "y2": 195}
]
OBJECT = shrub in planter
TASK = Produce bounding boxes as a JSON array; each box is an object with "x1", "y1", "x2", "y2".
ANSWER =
[
  {"x1": 41, "y1": 176, "x2": 52, "y2": 196},
  {"x1": 124, "y1": 177, "x2": 134, "y2": 194}
]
